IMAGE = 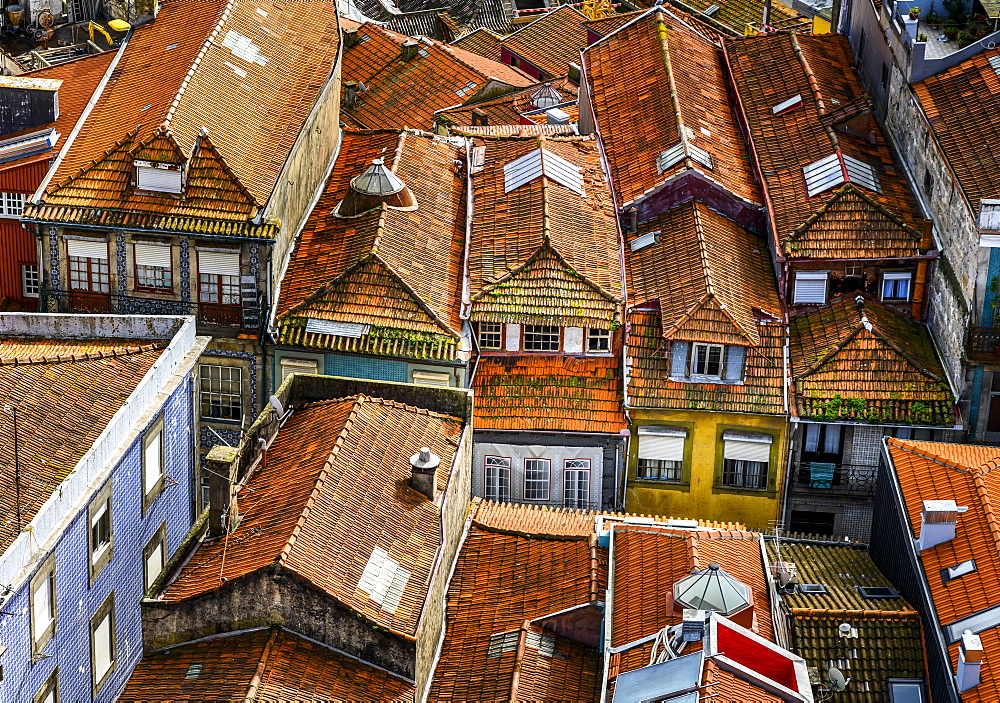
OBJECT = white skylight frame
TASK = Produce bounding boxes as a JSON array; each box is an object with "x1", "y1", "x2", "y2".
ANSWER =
[
  {"x1": 357, "y1": 546, "x2": 411, "y2": 614},
  {"x1": 503, "y1": 148, "x2": 584, "y2": 195},
  {"x1": 772, "y1": 94, "x2": 803, "y2": 115}
]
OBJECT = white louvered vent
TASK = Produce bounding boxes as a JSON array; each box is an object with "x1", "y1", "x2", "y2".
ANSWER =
[
  {"x1": 803, "y1": 152, "x2": 881, "y2": 196},
  {"x1": 503, "y1": 148, "x2": 584, "y2": 195},
  {"x1": 630, "y1": 230, "x2": 658, "y2": 251},
  {"x1": 842, "y1": 154, "x2": 881, "y2": 193},
  {"x1": 66, "y1": 238, "x2": 108, "y2": 260},
  {"x1": 990, "y1": 54, "x2": 1000, "y2": 75},
  {"x1": 637, "y1": 426, "x2": 687, "y2": 462},
  {"x1": 792, "y1": 271, "x2": 828, "y2": 304},
  {"x1": 655, "y1": 141, "x2": 712, "y2": 174},
  {"x1": 487, "y1": 631, "x2": 519, "y2": 657},
  {"x1": 722, "y1": 431, "x2": 772, "y2": 462},
  {"x1": 525, "y1": 630, "x2": 558, "y2": 657},
  {"x1": 305, "y1": 318, "x2": 370, "y2": 338},
  {"x1": 358, "y1": 546, "x2": 411, "y2": 614}
]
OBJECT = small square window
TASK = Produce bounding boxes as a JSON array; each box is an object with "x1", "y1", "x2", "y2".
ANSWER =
[
  {"x1": 523, "y1": 325, "x2": 560, "y2": 352},
  {"x1": 923, "y1": 169, "x2": 934, "y2": 195},
  {"x1": 20, "y1": 263, "x2": 39, "y2": 298},
  {"x1": 793, "y1": 271, "x2": 828, "y2": 304},
  {"x1": 882, "y1": 272, "x2": 911, "y2": 301},
  {"x1": 200, "y1": 364, "x2": 243, "y2": 421},
  {"x1": 279, "y1": 357, "x2": 318, "y2": 382},
  {"x1": 691, "y1": 343, "x2": 724, "y2": 377},
  {"x1": 587, "y1": 328, "x2": 611, "y2": 353},
  {"x1": 881, "y1": 61, "x2": 890, "y2": 90},
  {"x1": 479, "y1": 323, "x2": 502, "y2": 350},
  {"x1": 412, "y1": 370, "x2": 452, "y2": 387},
  {"x1": 0, "y1": 191, "x2": 25, "y2": 217},
  {"x1": 523, "y1": 458, "x2": 550, "y2": 501},
  {"x1": 856, "y1": 585, "x2": 899, "y2": 599}
]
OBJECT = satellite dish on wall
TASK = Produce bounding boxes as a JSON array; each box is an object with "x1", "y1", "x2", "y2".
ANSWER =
[{"x1": 828, "y1": 668, "x2": 851, "y2": 692}]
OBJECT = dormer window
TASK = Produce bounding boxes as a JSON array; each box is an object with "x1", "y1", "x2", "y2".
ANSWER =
[
  {"x1": 135, "y1": 160, "x2": 184, "y2": 194},
  {"x1": 692, "y1": 343, "x2": 724, "y2": 377}
]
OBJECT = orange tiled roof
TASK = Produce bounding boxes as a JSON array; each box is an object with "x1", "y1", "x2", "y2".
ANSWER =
[
  {"x1": 472, "y1": 355, "x2": 626, "y2": 433},
  {"x1": 0, "y1": 51, "x2": 115, "y2": 173},
  {"x1": 500, "y1": 5, "x2": 589, "y2": 77},
  {"x1": 887, "y1": 438, "x2": 1000, "y2": 702},
  {"x1": 450, "y1": 26, "x2": 506, "y2": 61},
  {"x1": 667, "y1": 0, "x2": 806, "y2": 34},
  {"x1": 913, "y1": 47, "x2": 1000, "y2": 218},
  {"x1": 340, "y1": 20, "x2": 532, "y2": 130},
  {"x1": 32, "y1": 0, "x2": 341, "y2": 221},
  {"x1": 627, "y1": 310, "x2": 786, "y2": 414},
  {"x1": 428, "y1": 522, "x2": 604, "y2": 702},
  {"x1": 725, "y1": 33, "x2": 927, "y2": 259},
  {"x1": 468, "y1": 135, "x2": 622, "y2": 327},
  {"x1": 161, "y1": 395, "x2": 464, "y2": 637},
  {"x1": 435, "y1": 76, "x2": 577, "y2": 129},
  {"x1": 0, "y1": 338, "x2": 165, "y2": 551},
  {"x1": 118, "y1": 627, "x2": 414, "y2": 702},
  {"x1": 584, "y1": 9, "x2": 761, "y2": 209},
  {"x1": 789, "y1": 295, "x2": 954, "y2": 425},
  {"x1": 702, "y1": 660, "x2": 784, "y2": 702},
  {"x1": 275, "y1": 129, "x2": 465, "y2": 361},
  {"x1": 627, "y1": 200, "x2": 780, "y2": 347}
]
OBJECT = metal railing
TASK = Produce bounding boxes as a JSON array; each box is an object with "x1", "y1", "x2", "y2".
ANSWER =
[
  {"x1": 968, "y1": 327, "x2": 1000, "y2": 363},
  {"x1": 792, "y1": 462, "x2": 878, "y2": 496},
  {"x1": 42, "y1": 289, "x2": 265, "y2": 335}
]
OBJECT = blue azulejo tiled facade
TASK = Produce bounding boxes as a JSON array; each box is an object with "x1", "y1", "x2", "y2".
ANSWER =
[{"x1": 0, "y1": 371, "x2": 197, "y2": 703}]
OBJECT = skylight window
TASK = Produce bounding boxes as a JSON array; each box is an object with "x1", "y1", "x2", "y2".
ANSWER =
[
  {"x1": 358, "y1": 547, "x2": 411, "y2": 613},
  {"x1": 943, "y1": 559, "x2": 977, "y2": 583},
  {"x1": 655, "y1": 141, "x2": 713, "y2": 174},
  {"x1": 184, "y1": 663, "x2": 202, "y2": 680},
  {"x1": 803, "y1": 152, "x2": 881, "y2": 196},
  {"x1": 772, "y1": 94, "x2": 803, "y2": 115},
  {"x1": 797, "y1": 583, "x2": 828, "y2": 594},
  {"x1": 305, "y1": 318, "x2": 370, "y2": 338},
  {"x1": 487, "y1": 631, "x2": 519, "y2": 657},
  {"x1": 856, "y1": 585, "x2": 899, "y2": 599},
  {"x1": 525, "y1": 630, "x2": 559, "y2": 657},
  {"x1": 704, "y1": 3, "x2": 720, "y2": 14},
  {"x1": 456, "y1": 81, "x2": 478, "y2": 96},
  {"x1": 503, "y1": 148, "x2": 583, "y2": 195},
  {"x1": 630, "y1": 230, "x2": 658, "y2": 251},
  {"x1": 989, "y1": 54, "x2": 1000, "y2": 75}
]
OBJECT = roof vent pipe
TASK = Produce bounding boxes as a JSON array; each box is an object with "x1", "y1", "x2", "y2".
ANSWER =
[
  {"x1": 344, "y1": 80, "x2": 358, "y2": 110},
  {"x1": 410, "y1": 447, "x2": 440, "y2": 500},
  {"x1": 471, "y1": 108, "x2": 488, "y2": 127},
  {"x1": 401, "y1": 38, "x2": 420, "y2": 61},
  {"x1": 919, "y1": 500, "x2": 968, "y2": 551},
  {"x1": 957, "y1": 630, "x2": 984, "y2": 691},
  {"x1": 344, "y1": 27, "x2": 360, "y2": 49}
]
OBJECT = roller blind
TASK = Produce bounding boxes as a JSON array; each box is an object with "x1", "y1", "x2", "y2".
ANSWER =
[
  {"x1": 792, "y1": 271, "x2": 828, "y2": 304},
  {"x1": 66, "y1": 239, "x2": 108, "y2": 260},
  {"x1": 723, "y1": 431, "x2": 772, "y2": 462},
  {"x1": 136, "y1": 165, "x2": 183, "y2": 194},
  {"x1": 637, "y1": 426, "x2": 687, "y2": 461},
  {"x1": 197, "y1": 250, "x2": 240, "y2": 276},
  {"x1": 134, "y1": 243, "x2": 171, "y2": 269}
]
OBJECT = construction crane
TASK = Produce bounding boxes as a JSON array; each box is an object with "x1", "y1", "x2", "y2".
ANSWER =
[{"x1": 582, "y1": 0, "x2": 614, "y2": 21}]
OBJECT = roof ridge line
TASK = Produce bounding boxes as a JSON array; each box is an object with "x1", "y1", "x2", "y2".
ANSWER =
[
  {"x1": 192, "y1": 130, "x2": 262, "y2": 210},
  {"x1": 657, "y1": 13, "x2": 695, "y2": 173},
  {"x1": 369, "y1": 131, "x2": 408, "y2": 258},
  {"x1": 163, "y1": 0, "x2": 237, "y2": 127},
  {"x1": 859, "y1": 303, "x2": 944, "y2": 383},
  {"x1": 886, "y1": 437, "x2": 972, "y2": 474},
  {"x1": 787, "y1": 607, "x2": 920, "y2": 618},
  {"x1": 971, "y1": 468, "x2": 1000, "y2": 562},
  {"x1": 280, "y1": 252, "x2": 377, "y2": 319},
  {"x1": 371, "y1": 251, "x2": 462, "y2": 337},
  {"x1": 44, "y1": 127, "x2": 140, "y2": 198},
  {"x1": 0, "y1": 341, "x2": 167, "y2": 366},
  {"x1": 279, "y1": 395, "x2": 367, "y2": 564},
  {"x1": 507, "y1": 622, "x2": 531, "y2": 702}
]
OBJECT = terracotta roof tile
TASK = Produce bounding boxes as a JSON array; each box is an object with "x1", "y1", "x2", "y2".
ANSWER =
[
  {"x1": 450, "y1": 26, "x2": 506, "y2": 61},
  {"x1": 913, "y1": 47, "x2": 1000, "y2": 217},
  {"x1": 0, "y1": 338, "x2": 164, "y2": 551},
  {"x1": 725, "y1": 33, "x2": 927, "y2": 258},
  {"x1": 161, "y1": 395, "x2": 463, "y2": 637},
  {"x1": 702, "y1": 659, "x2": 784, "y2": 702},
  {"x1": 119, "y1": 628, "x2": 414, "y2": 702},
  {"x1": 341, "y1": 20, "x2": 532, "y2": 130},
  {"x1": 627, "y1": 201, "x2": 780, "y2": 347},
  {"x1": 500, "y1": 6, "x2": 589, "y2": 77},
  {"x1": 581, "y1": 9, "x2": 646, "y2": 38},
  {"x1": 275, "y1": 129, "x2": 465, "y2": 360},
  {"x1": 668, "y1": 0, "x2": 806, "y2": 34},
  {"x1": 468, "y1": 135, "x2": 622, "y2": 327},
  {"x1": 627, "y1": 310, "x2": 786, "y2": 413},
  {"x1": 789, "y1": 295, "x2": 954, "y2": 425},
  {"x1": 584, "y1": 9, "x2": 761, "y2": 208},
  {"x1": 471, "y1": 355, "x2": 626, "y2": 433}
]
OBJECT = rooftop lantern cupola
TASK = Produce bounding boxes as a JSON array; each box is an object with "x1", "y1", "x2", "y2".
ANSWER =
[
  {"x1": 530, "y1": 84, "x2": 562, "y2": 110},
  {"x1": 334, "y1": 157, "x2": 417, "y2": 218},
  {"x1": 673, "y1": 562, "x2": 752, "y2": 616}
]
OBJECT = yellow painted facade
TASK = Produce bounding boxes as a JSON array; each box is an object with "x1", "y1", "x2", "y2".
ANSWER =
[
  {"x1": 812, "y1": 15, "x2": 832, "y2": 33},
  {"x1": 626, "y1": 408, "x2": 790, "y2": 529}
]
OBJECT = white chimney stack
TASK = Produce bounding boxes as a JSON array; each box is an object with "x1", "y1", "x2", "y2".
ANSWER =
[
  {"x1": 546, "y1": 107, "x2": 570, "y2": 125},
  {"x1": 956, "y1": 630, "x2": 984, "y2": 691},
  {"x1": 918, "y1": 500, "x2": 968, "y2": 551},
  {"x1": 409, "y1": 447, "x2": 440, "y2": 500}
]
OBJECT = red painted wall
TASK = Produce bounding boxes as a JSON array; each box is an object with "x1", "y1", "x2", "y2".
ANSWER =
[
  {"x1": 0, "y1": 159, "x2": 49, "y2": 309},
  {"x1": 500, "y1": 46, "x2": 551, "y2": 80}
]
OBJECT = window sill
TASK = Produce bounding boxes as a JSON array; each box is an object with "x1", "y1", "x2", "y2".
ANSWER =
[
  {"x1": 712, "y1": 484, "x2": 776, "y2": 498},
  {"x1": 133, "y1": 287, "x2": 176, "y2": 296},
  {"x1": 632, "y1": 478, "x2": 690, "y2": 492},
  {"x1": 668, "y1": 376, "x2": 744, "y2": 386},
  {"x1": 200, "y1": 416, "x2": 243, "y2": 425}
]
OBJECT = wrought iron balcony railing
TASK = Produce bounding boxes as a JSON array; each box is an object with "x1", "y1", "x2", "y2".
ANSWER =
[{"x1": 792, "y1": 462, "x2": 877, "y2": 497}]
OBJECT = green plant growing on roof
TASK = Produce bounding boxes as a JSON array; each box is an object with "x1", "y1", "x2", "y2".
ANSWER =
[
  {"x1": 918, "y1": 31, "x2": 929, "y2": 40},
  {"x1": 957, "y1": 30, "x2": 975, "y2": 46}
]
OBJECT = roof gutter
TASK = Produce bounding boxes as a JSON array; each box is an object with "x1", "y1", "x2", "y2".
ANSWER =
[
  {"x1": 18, "y1": 217, "x2": 275, "y2": 242},
  {"x1": 30, "y1": 35, "x2": 131, "y2": 204}
]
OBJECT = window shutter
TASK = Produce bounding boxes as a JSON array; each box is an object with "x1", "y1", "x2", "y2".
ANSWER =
[
  {"x1": 136, "y1": 165, "x2": 183, "y2": 194},
  {"x1": 197, "y1": 250, "x2": 240, "y2": 276},
  {"x1": 66, "y1": 239, "x2": 108, "y2": 260},
  {"x1": 724, "y1": 345, "x2": 746, "y2": 381},
  {"x1": 670, "y1": 341, "x2": 689, "y2": 377},
  {"x1": 793, "y1": 271, "x2": 828, "y2": 304},
  {"x1": 723, "y1": 431, "x2": 773, "y2": 462},
  {"x1": 637, "y1": 426, "x2": 687, "y2": 461},
  {"x1": 134, "y1": 243, "x2": 171, "y2": 269}
]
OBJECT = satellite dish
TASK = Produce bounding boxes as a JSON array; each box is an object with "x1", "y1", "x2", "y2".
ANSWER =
[{"x1": 828, "y1": 668, "x2": 851, "y2": 692}]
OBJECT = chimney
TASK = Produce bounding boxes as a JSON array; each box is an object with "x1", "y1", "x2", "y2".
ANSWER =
[
  {"x1": 344, "y1": 80, "x2": 358, "y2": 109},
  {"x1": 344, "y1": 26, "x2": 360, "y2": 49},
  {"x1": 957, "y1": 630, "x2": 984, "y2": 691},
  {"x1": 568, "y1": 62, "x2": 581, "y2": 85},
  {"x1": 205, "y1": 445, "x2": 240, "y2": 538},
  {"x1": 0, "y1": 76, "x2": 61, "y2": 135},
  {"x1": 919, "y1": 500, "x2": 968, "y2": 550},
  {"x1": 471, "y1": 108, "x2": 488, "y2": 127},
  {"x1": 410, "y1": 446, "x2": 440, "y2": 500},
  {"x1": 401, "y1": 38, "x2": 420, "y2": 61},
  {"x1": 546, "y1": 107, "x2": 570, "y2": 125}
]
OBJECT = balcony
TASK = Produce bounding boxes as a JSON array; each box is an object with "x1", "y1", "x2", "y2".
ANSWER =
[
  {"x1": 792, "y1": 462, "x2": 877, "y2": 497},
  {"x1": 44, "y1": 289, "x2": 265, "y2": 336},
  {"x1": 968, "y1": 327, "x2": 1000, "y2": 363}
]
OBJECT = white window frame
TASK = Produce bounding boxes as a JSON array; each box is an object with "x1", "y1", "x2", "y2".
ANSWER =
[
  {"x1": 90, "y1": 593, "x2": 116, "y2": 693},
  {"x1": 143, "y1": 523, "x2": 167, "y2": 594},
  {"x1": 484, "y1": 455, "x2": 511, "y2": 502},
  {"x1": 522, "y1": 325, "x2": 561, "y2": 352},
  {"x1": 133, "y1": 242, "x2": 173, "y2": 292},
  {"x1": 478, "y1": 322, "x2": 503, "y2": 350},
  {"x1": 279, "y1": 357, "x2": 319, "y2": 382},
  {"x1": 691, "y1": 343, "x2": 725, "y2": 378},
  {"x1": 586, "y1": 328, "x2": 611, "y2": 354},
  {"x1": 882, "y1": 271, "x2": 912, "y2": 301},
  {"x1": 0, "y1": 191, "x2": 25, "y2": 217},
  {"x1": 89, "y1": 496, "x2": 112, "y2": 566},
  {"x1": 564, "y1": 459, "x2": 591, "y2": 508},
  {"x1": 34, "y1": 669, "x2": 58, "y2": 703},
  {"x1": 523, "y1": 458, "x2": 551, "y2": 501},
  {"x1": 30, "y1": 556, "x2": 56, "y2": 653},
  {"x1": 142, "y1": 416, "x2": 165, "y2": 510},
  {"x1": 199, "y1": 364, "x2": 243, "y2": 421},
  {"x1": 792, "y1": 271, "x2": 829, "y2": 304},
  {"x1": 20, "y1": 263, "x2": 39, "y2": 298},
  {"x1": 135, "y1": 160, "x2": 184, "y2": 194}
]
